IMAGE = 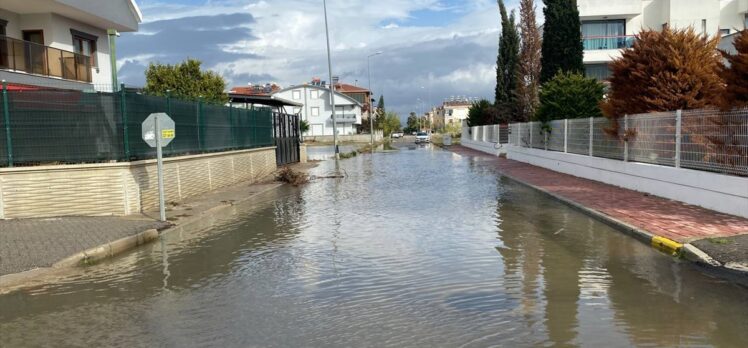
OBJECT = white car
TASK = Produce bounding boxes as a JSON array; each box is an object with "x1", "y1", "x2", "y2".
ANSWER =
[
  {"x1": 391, "y1": 132, "x2": 403, "y2": 138},
  {"x1": 415, "y1": 132, "x2": 430, "y2": 143}
]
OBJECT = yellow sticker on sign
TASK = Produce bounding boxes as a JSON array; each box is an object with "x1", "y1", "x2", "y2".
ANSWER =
[{"x1": 161, "y1": 129, "x2": 175, "y2": 139}]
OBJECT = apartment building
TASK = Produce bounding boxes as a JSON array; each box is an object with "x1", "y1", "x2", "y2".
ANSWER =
[
  {"x1": 0, "y1": 0, "x2": 141, "y2": 91},
  {"x1": 273, "y1": 84, "x2": 363, "y2": 136},
  {"x1": 579, "y1": 0, "x2": 747, "y2": 80}
]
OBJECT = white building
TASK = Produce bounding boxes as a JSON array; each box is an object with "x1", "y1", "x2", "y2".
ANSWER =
[
  {"x1": 579, "y1": 0, "x2": 747, "y2": 80},
  {"x1": 273, "y1": 85, "x2": 363, "y2": 136},
  {"x1": 434, "y1": 98, "x2": 473, "y2": 128},
  {"x1": 0, "y1": 0, "x2": 142, "y2": 91}
]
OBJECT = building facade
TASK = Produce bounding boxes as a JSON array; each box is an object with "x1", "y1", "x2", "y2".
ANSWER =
[
  {"x1": 273, "y1": 85, "x2": 363, "y2": 136},
  {"x1": 580, "y1": 0, "x2": 747, "y2": 80},
  {"x1": 433, "y1": 98, "x2": 473, "y2": 129},
  {"x1": 0, "y1": 0, "x2": 141, "y2": 92}
]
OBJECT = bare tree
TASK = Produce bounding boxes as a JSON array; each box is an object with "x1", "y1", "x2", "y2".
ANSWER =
[{"x1": 515, "y1": 0, "x2": 542, "y2": 122}]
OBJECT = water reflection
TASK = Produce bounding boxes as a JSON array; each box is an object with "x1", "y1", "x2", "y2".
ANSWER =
[{"x1": 1, "y1": 145, "x2": 747, "y2": 347}]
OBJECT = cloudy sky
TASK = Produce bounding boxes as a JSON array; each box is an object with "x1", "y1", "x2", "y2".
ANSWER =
[{"x1": 119, "y1": 0, "x2": 524, "y2": 115}]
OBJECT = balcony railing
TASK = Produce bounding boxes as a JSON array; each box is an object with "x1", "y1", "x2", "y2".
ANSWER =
[
  {"x1": 331, "y1": 114, "x2": 358, "y2": 123},
  {"x1": 0, "y1": 34, "x2": 92, "y2": 83},
  {"x1": 582, "y1": 35, "x2": 635, "y2": 51}
]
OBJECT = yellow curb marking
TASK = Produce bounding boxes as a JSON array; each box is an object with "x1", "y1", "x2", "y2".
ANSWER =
[{"x1": 651, "y1": 236, "x2": 684, "y2": 256}]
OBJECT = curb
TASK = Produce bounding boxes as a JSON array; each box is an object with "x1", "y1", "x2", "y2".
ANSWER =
[
  {"x1": 53, "y1": 229, "x2": 160, "y2": 268},
  {"x1": 449, "y1": 146, "x2": 747, "y2": 280},
  {"x1": 0, "y1": 179, "x2": 286, "y2": 294}
]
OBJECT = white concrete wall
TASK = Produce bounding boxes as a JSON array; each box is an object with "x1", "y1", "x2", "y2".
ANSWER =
[
  {"x1": 721, "y1": 0, "x2": 747, "y2": 33},
  {"x1": 0, "y1": 147, "x2": 277, "y2": 219},
  {"x1": 274, "y1": 86, "x2": 362, "y2": 137},
  {"x1": 507, "y1": 146, "x2": 748, "y2": 218},
  {"x1": 578, "y1": 0, "x2": 642, "y2": 17},
  {"x1": 460, "y1": 130, "x2": 748, "y2": 218}
]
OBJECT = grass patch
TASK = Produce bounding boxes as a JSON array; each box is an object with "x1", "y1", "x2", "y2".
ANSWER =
[{"x1": 707, "y1": 238, "x2": 732, "y2": 245}]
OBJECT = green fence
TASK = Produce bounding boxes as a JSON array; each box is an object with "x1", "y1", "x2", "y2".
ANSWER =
[{"x1": 0, "y1": 85, "x2": 274, "y2": 167}]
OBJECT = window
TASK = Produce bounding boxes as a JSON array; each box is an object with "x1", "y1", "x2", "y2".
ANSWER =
[
  {"x1": 310, "y1": 90, "x2": 319, "y2": 99},
  {"x1": 0, "y1": 18, "x2": 6, "y2": 36},
  {"x1": 70, "y1": 29, "x2": 97, "y2": 66},
  {"x1": 701, "y1": 19, "x2": 707, "y2": 35},
  {"x1": 585, "y1": 63, "x2": 611, "y2": 81},
  {"x1": 311, "y1": 107, "x2": 320, "y2": 116},
  {"x1": 720, "y1": 28, "x2": 730, "y2": 36},
  {"x1": 582, "y1": 20, "x2": 627, "y2": 50},
  {"x1": 292, "y1": 90, "x2": 301, "y2": 100}
]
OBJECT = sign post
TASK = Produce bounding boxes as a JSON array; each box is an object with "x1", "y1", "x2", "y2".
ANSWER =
[{"x1": 142, "y1": 113, "x2": 175, "y2": 222}]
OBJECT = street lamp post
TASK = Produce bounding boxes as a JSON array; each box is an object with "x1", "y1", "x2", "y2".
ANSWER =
[
  {"x1": 367, "y1": 51, "x2": 382, "y2": 148},
  {"x1": 322, "y1": 0, "x2": 338, "y2": 159}
]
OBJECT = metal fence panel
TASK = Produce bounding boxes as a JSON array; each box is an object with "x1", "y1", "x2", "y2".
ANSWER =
[
  {"x1": 680, "y1": 109, "x2": 748, "y2": 176},
  {"x1": 547, "y1": 119, "x2": 565, "y2": 152},
  {"x1": 499, "y1": 124, "x2": 509, "y2": 144},
  {"x1": 7, "y1": 90, "x2": 123, "y2": 165},
  {"x1": 0, "y1": 90, "x2": 275, "y2": 167},
  {"x1": 628, "y1": 111, "x2": 676, "y2": 166},
  {"x1": 567, "y1": 118, "x2": 590, "y2": 155},
  {"x1": 529, "y1": 122, "x2": 545, "y2": 149},
  {"x1": 592, "y1": 117, "x2": 623, "y2": 160},
  {"x1": 0, "y1": 94, "x2": 7, "y2": 165}
]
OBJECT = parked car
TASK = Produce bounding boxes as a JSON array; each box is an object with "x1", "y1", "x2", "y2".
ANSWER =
[
  {"x1": 415, "y1": 132, "x2": 430, "y2": 143},
  {"x1": 391, "y1": 132, "x2": 404, "y2": 138}
]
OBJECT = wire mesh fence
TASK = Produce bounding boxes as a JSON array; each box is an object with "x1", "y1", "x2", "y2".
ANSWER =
[
  {"x1": 463, "y1": 108, "x2": 748, "y2": 177},
  {"x1": 547, "y1": 119, "x2": 565, "y2": 152},
  {"x1": 0, "y1": 88, "x2": 274, "y2": 167},
  {"x1": 592, "y1": 117, "x2": 624, "y2": 160},
  {"x1": 628, "y1": 111, "x2": 677, "y2": 166},
  {"x1": 567, "y1": 118, "x2": 590, "y2": 155}
]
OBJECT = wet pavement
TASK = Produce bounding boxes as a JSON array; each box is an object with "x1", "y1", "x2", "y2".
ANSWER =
[{"x1": 1, "y1": 143, "x2": 747, "y2": 347}]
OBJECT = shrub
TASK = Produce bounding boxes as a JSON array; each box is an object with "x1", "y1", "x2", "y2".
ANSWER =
[
  {"x1": 601, "y1": 28, "x2": 723, "y2": 120},
  {"x1": 536, "y1": 71, "x2": 604, "y2": 123},
  {"x1": 720, "y1": 30, "x2": 748, "y2": 109},
  {"x1": 467, "y1": 99, "x2": 500, "y2": 126}
]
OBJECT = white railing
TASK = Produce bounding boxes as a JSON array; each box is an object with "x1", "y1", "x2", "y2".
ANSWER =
[{"x1": 468, "y1": 108, "x2": 748, "y2": 177}]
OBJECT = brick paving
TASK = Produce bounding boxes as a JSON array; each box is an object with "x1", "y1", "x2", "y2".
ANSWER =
[
  {"x1": 450, "y1": 145, "x2": 748, "y2": 243},
  {"x1": 0, "y1": 217, "x2": 166, "y2": 276}
]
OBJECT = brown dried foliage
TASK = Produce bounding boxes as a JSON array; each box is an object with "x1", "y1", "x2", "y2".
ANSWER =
[
  {"x1": 720, "y1": 30, "x2": 748, "y2": 110},
  {"x1": 601, "y1": 27, "x2": 724, "y2": 126}
]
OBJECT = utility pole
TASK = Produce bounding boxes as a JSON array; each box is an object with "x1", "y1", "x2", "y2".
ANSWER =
[
  {"x1": 323, "y1": 0, "x2": 338, "y2": 159},
  {"x1": 367, "y1": 51, "x2": 382, "y2": 148}
]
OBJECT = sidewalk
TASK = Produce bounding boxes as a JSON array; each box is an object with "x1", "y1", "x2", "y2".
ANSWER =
[
  {"x1": 449, "y1": 145, "x2": 748, "y2": 271},
  {"x1": 0, "y1": 162, "x2": 318, "y2": 284}
]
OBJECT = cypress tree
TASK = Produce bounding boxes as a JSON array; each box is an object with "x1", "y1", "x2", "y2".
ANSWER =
[
  {"x1": 540, "y1": 0, "x2": 584, "y2": 83},
  {"x1": 495, "y1": 0, "x2": 521, "y2": 120}
]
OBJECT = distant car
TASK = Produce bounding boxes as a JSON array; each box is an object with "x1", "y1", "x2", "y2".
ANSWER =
[
  {"x1": 412, "y1": 132, "x2": 417, "y2": 136},
  {"x1": 415, "y1": 132, "x2": 430, "y2": 143},
  {"x1": 391, "y1": 132, "x2": 403, "y2": 138}
]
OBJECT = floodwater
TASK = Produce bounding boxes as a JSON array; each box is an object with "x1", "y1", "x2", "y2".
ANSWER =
[{"x1": 1, "y1": 143, "x2": 747, "y2": 347}]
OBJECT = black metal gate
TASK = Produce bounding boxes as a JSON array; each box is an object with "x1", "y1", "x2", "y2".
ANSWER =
[{"x1": 273, "y1": 112, "x2": 300, "y2": 165}]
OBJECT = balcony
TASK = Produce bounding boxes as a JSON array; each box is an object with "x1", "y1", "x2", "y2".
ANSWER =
[
  {"x1": 0, "y1": 34, "x2": 92, "y2": 84},
  {"x1": 331, "y1": 114, "x2": 359, "y2": 123},
  {"x1": 583, "y1": 35, "x2": 635, "y2": 51}
]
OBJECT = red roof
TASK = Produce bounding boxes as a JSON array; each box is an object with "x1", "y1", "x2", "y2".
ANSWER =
[
  {"x1": 230, "y1": 84, "x2": 281, "y2": 97},
  {"x1": 335, "y1": 83, "x2": 369, "y2": 94}
]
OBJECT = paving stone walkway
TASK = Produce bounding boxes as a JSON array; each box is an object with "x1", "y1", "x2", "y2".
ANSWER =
[
  {"x1": 0, "y1": 217, "x2": 166, "y2": 276},
  {"x1": 450, "y1": 145, "x2": 748, "y2": 244}
]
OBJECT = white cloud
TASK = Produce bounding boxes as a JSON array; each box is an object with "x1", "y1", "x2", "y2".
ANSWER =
[{"x1": 120, "y1": 0, "x2": 527, "y2": 114}]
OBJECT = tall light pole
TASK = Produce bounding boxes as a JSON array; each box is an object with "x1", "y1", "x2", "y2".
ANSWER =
[
  {"x1": 323, "y1": 0, "x2": 338, "y2": 159},
  {"x1": 367, "y1": 51, "x2": 382, "y2": 147}
]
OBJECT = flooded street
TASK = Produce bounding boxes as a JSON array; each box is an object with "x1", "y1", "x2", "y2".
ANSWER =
[{"x1": 1, "y1": 144, "x2": 747, "y2": 347}]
